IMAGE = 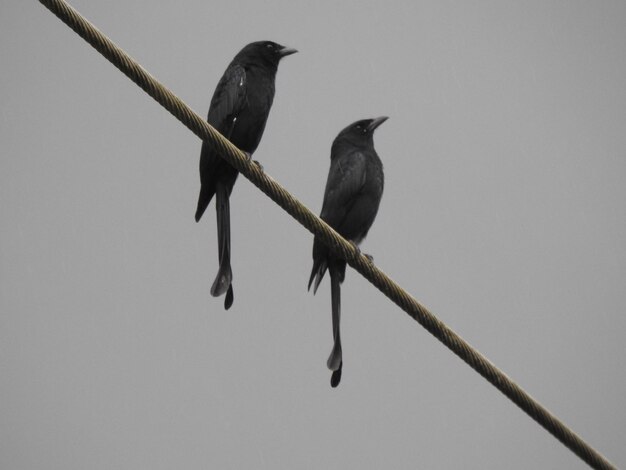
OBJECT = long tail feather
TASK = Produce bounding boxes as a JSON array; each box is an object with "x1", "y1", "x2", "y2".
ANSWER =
[
  {"x1": 210, "y1": 182, "x2": 233, "y2": 307},
  {"x1": 327, "y1": 265, "x2": 343, "y2": 385}
]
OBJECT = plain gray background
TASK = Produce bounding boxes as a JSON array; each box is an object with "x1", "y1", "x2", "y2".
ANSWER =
[{"x1": 2, "y1": 1, "x2": 625, "y2": 468}]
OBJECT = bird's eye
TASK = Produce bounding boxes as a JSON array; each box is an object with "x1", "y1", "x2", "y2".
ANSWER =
[
  {"x1": 356, "y1": 125, "x2": 361, "y2": 129},
  {"x1": 266, "y1": 44, "x2": 274, "y2": 49}
]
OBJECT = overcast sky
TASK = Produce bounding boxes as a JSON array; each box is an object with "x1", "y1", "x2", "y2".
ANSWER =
[{"x1": 2, "y1": 1, "x2": 625, "y2": 469}]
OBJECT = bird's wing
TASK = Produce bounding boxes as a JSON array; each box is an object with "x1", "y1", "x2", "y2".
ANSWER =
[
  {"x1": 320, "y1": 150, "x2": 367, "y2": 229},
  {"x1": 207, "y1": 64, "x2": 247, "y2": 137},
  {"x1": 195, "y1": 64, "x2": 247, "y2": 222}
]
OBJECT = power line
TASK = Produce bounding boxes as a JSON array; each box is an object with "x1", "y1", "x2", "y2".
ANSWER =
[{"x1": 38, "y1": 1, "x2": 616, "y2": 468}]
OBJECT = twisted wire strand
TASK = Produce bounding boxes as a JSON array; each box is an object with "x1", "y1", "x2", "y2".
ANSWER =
[{"x1": 38, "y1": 1, "x2": 616, "y2": 468}]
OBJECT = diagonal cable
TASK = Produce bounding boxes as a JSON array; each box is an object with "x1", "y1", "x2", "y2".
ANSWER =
[{"x1": 37, "y1": 1, "x2": 616, "y2": 468}]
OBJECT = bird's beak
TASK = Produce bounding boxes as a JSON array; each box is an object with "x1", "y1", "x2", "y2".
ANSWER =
[
  {"x1": 278, "y1": 46, "x2": 298, "y2": 58},
  {"x1": 367, "y1": 116, "x2": 389, "y2": 132}
]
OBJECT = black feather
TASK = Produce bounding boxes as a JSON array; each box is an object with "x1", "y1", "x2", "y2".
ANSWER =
[
  {"x1": 196, "y1": 41, "x2": 296, "y2": 309},
  {"x1": 308, "y1": 117, "x2": 387, "y2": 386}
]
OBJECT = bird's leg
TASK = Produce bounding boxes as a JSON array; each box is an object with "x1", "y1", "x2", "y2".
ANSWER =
[
  {"x1": 243, "y1": 151, "x2": 264, "y2": 172},
  {"x1": 348, "y1": 240, "x2": 374, "y2": 263},
  {"x1": 348, "y1": 240, "x2": 360, "y2": 254}
]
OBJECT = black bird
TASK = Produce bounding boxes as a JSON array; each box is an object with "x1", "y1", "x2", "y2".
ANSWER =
[
  {"x1": 308, "y1": 117, "x2": 387, "y2": 387},
  {"x1": 195, "y1": 41, "x2": 297, "y2": 310}
]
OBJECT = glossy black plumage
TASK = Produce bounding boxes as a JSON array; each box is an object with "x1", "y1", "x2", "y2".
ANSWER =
[
  {"x1": 196, "y1": 41, "x2": 296, "y2": 309},
  {"x1": 308, "y1": 117, "x2": 387, "y2": 387}
]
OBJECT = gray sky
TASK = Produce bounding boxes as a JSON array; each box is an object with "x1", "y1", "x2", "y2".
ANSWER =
[{"x1": 2, "y1": 1, "x2": 625, "y2": 469}]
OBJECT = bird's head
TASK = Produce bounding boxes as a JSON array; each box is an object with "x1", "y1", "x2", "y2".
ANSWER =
[
  {"x1": 237, "y1": 41, "x2": 298, "y2": 68},
  {"x1": 334, "y1": 116, "x2": 389, "y2": 147}
]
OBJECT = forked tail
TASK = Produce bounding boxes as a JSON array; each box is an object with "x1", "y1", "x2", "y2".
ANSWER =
[
  {"x1": 327, "y1": 265, "x2": 343, "y2": 387},
  {"x1": 210, "y1": 181, "x2": 234, "y2": 309}
]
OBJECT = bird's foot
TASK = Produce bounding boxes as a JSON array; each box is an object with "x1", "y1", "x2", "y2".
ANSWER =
[
  {"x1": 242, "y1": 152, "x2": 264, "y2": 171},
  {"x1": 347, "y1": 241, "x2": 373, "y2": 263},
  {"x1": 348, "y1": 240, "x2": 361, "y2": 254}
]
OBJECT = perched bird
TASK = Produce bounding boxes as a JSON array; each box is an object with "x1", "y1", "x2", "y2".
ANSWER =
[
  {"x1": 196, "y1": 41, "x2": 297, "y2": 310},
  {"x1": 308, "y1": 117, "x2": 387, "y2": 387}
]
